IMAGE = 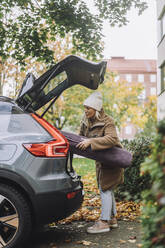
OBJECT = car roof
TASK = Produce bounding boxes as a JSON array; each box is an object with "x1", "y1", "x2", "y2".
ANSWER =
[
  {"x1": 0, "y1": 96, "x2": 15, "y2": 104},
  {"x1": 0, "y1": 96, "x2": 23, "y2": 114}
]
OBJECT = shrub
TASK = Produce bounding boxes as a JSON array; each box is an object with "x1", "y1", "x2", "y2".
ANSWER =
[
  {"x1": 141, "y1": 119, "x2": 165, "y2": 247},
  {"x1": 115, "y1": 136, "x2": 152, "y2": 201}
]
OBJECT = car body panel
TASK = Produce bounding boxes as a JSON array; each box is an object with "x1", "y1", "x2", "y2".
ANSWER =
[
  {"x1": 34, "y1": 186, "x2": 83, "y2": 224},
  {"x1": 0, "y1": 167, "x2": 83, "y2": 225},
  {"x1": 0, "y1": 144, "x2": 17, "y2": 161}
]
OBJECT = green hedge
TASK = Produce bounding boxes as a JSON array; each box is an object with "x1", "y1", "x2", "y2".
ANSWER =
[
  {"x1": 115, "y1": 136, "x2": 152, "y2": 201},
  {"x1": 141, "y1": 119, "x2": 165, "y2": 247}
]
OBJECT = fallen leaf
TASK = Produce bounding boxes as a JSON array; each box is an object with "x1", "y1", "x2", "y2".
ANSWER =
[
  {"x1": 129, "y1": 236, "x2": 136, "y2": 240},
  {"x1": 82, "y1": 240, "x2": 92, "y2": 246},
  {"x1": 49, "y1": 223, "x2": 57, "y2": 228},
  {"x1": 120, "y1": 240, "x2": 126, "y2": 244},
  {"x1": 128, "y1": 239, "x2": 136, "y2": 243},
  {"x1": 76, "y1": 240, "x2": 92, "y2": 246},
  {"x1": 65, "y1": 239, "x2": 71, "y2": 243},
  {"x1": 76, "y1": 241, "x2": 82, "y2": 244},
  {"x1": 56, "y1": 173, "x2": 141, "y2": 224},
  {"x1": 77, "y1": 224, "x2": 84, "y2": 228},
  {"x1": 50, "y1": 244, "x2": 57, "y2": 248}
]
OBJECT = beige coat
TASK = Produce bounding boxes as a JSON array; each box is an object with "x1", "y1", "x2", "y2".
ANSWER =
[{"x1": 79, "y1": 109, "x2": 124, "y2": 191}]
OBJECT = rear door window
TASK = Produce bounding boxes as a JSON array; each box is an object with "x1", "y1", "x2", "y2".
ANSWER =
[{"x1": 0, "y1": 103, "x2": 52, "y2": 142}]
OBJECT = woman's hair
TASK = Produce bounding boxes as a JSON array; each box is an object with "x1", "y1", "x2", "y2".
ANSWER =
[
  {"x1": 84, "y1": 108, "x2": 103, "y2": 127},
  {"x1": 95, "y1": 110, "x2": 101, "y2": 120}
]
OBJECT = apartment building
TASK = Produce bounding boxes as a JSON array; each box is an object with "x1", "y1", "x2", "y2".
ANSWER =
[
  {"x1": 157, "y1": 0, "x2": 165, "y2": 120},
  {"x1": 107, "y1": 57, "x2": 157, "y2": 139}
]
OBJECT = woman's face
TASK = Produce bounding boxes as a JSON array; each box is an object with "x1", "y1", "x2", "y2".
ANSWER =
[{"x1": 84, "y1": 106, "x2": 96, "y2": 119}]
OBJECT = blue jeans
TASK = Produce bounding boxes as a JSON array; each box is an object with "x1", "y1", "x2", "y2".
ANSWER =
[{"x1": 99, "y1": 187, "x2": 117, "y2": 221}]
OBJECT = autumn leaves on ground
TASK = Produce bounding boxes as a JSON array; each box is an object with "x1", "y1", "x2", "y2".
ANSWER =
[{"x1": 58, "y1": 158, "x2": 141, "y2": 225}]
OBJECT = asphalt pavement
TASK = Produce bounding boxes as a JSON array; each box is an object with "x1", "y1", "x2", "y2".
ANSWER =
[{"x1": 26, "y1": 219, "x2": 142, "y2": 248}]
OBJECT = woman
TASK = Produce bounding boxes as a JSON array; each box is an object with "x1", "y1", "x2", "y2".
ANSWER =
[{"x1": 76, "y1": 91, "x2": 124, "y2": 234}]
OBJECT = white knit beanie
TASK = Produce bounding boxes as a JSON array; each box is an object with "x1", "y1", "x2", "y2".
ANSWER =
[{"x1": 83, "y1": 92, "x2": 103, "y2": 111}]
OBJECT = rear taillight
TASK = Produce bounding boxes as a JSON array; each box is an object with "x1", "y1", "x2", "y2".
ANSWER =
[
  {"x1": 23, "y1": 114, "x2": 69, "y2": 157},
  {"x1": 67, "y1": 191, "x2": 80, "y2": 199},
  {"x1": 23, "y1": 141, "x2": 68, "y2": 157}
]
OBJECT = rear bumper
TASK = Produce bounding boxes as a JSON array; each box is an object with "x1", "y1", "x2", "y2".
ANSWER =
[{"x1": 34, "y1": 183, "x2": 83, "y2": 225}]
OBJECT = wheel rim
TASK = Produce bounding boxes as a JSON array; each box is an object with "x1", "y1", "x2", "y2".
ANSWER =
[{"x1": 0, "y1": 195, "x2": 19, "y2": 247}]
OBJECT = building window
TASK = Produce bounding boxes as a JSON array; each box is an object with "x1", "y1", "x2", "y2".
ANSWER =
[
  {"x1": 113, "y1": 103, "x2": 118, "y2": 109},
  {"x1": 138, "y1": 89, "x2": 146, "y2": 100},
  {"x1": 114, "y1": 75, "x2": 120, "y2": 82},
  {"x1": 161, "y1": 64, "x2": 165, "y2": 92},
  {"x1": 126, "y1": 74, "x2": 132, "y2": 82},
  {"x1": 125, "y1": 126, "x2": 132, "y2": 135},
  {"x1": 150, "y1": 87, "x2": 156, "y2": 95},
  {"x1": 150, "y1": 74, "x2": 156, "y2": 83},
  {"x1": 138, "y1": 74, "x2": 144, "y2": 82}
]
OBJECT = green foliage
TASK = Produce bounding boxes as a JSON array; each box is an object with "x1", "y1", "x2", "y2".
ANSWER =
[
  {"x1": 94, "y1": 0, "x2": 147, "y2": 26},
  {"x1": 43, "y1": 84, "x2": 92, "y2": 130},
  {"x1": 135, "y1": 96, "x2": 157, "y2": 139},
  {"x1": 141, "y1": 119, "x2": 165, "y2": 247},
  {"x1": 44, "y1": 72, "x2": 147, "y2": 131},
  {"x1": 73, "y1": 157, "x2": 95, "y2": 178},
  {"x1": 136, "y1": 117, "x2": 157, "y2": 139},
  {"x1": 0, "y1": 0, "x2": 147, "y2": 65},
  {"x1": 100, "y1": 72, "x2": 145, "y2": 130},
  {"x1": 115, "y1": 136, "x2": 152, "y2": 201}
]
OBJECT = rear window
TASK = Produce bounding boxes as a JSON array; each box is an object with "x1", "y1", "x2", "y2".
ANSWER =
[{"x1": 0, "y1": 104, "x2": 52, "y2": 141}]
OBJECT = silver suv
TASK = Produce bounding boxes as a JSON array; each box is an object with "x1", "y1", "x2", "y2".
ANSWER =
[{"x1": 0, "y1": 55, "x2": 106, "y2": 248}]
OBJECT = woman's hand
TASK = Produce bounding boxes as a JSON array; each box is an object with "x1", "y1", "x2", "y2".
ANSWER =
[{"x1": 76, "y1": 139, "x2": 91, "y2": 150}]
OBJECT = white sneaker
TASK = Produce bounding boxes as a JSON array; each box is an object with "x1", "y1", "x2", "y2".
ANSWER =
[
  {"x1": 109, "y1": 218, "x2": 118, "y2": 228},
  {"x1": 87, "y1": 220, "x2": 110, "y2": 234}
]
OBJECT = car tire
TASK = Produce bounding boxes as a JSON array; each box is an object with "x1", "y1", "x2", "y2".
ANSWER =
[{"x1": 0, "y1": 183, "x2": 32, "y2": 248}]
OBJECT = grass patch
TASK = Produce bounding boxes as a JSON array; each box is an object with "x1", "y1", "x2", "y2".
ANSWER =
[
  {"x1": 73, "y1": 157, "x2": 98, "y2": 197},
  {"x1": 73, "y1": 157, "x2": 95, "y2": 178}
]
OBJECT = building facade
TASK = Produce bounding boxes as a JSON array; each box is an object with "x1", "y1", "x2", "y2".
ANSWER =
[
  {"x1": 107, "y1": 57, "x2": 157, "y2": 139},
  {"x1": 157, "y1": 0, "x2": 165, "y2": 120}
]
